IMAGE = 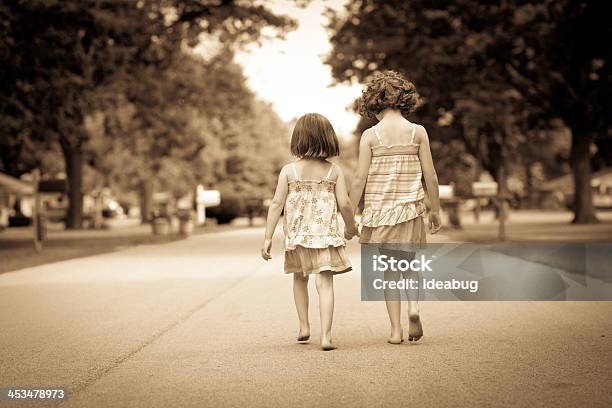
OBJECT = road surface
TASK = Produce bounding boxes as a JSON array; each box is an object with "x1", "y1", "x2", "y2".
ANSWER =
[{"x1": 1, "y1": 227, "x2": 611, "y2": 407}]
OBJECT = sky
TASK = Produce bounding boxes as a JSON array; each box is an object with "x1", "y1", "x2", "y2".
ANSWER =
[{"x1": 234, "y1": 0, "x2": 362, "y2": 138}]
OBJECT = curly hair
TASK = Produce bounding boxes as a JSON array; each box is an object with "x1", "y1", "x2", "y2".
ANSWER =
[{"x1": 357, "y1": 70, "x2": 422, "y2": 118}]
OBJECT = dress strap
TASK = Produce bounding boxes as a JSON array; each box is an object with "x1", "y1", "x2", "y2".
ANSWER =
[
  {"x1": 291, "y1": 162, "x2": 299, "y2": 181},
  {"x1": 325, "y1": 163, "x2": 335, "y2": 180},
  {"x1": 373, "y1": 128, "x2": 384, "y2": 145},
  {"x1": 410, "y1": 124, "x2": 417, "y2": 144}
]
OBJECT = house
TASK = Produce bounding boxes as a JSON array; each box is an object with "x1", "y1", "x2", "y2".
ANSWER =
[
  {"x1": 0, "y1": 172, "x2": 35, "y2": 230},
  {"x1": 540, "y1": 168, "x2": 612, "y2": 209}
]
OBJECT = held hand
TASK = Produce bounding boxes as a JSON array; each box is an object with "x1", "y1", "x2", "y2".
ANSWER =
[
  {"x1": 261, "y1": 239, "x2": 272, "y2": 260},
  {"x1": 428, "y1": 211, "x2": 441, "y2": 234},
  {"x1": 344, "y1": 224, "x2": 360, "y2": 240}
]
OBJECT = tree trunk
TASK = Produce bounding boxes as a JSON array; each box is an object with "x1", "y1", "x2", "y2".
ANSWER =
[
  {"x1": 140, "y1": 178, "x2": 153, "y2": 224},
  {"x1": 496, "y1": 161, "x2": 508, "y2": 241},
  {"x1": 570, "y1": 130, "x2": 598, "y2": 224},
  {"x1": 526, "y1": 164, "x2": 536, "y2": 208},
  {"x1": 62, "y1": 145, "x2": 84, "y2": 229}
]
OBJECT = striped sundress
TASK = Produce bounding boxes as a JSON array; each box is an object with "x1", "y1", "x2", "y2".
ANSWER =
[{"x1": 359, "y1": 124, "x2": 427, "y2": 244}]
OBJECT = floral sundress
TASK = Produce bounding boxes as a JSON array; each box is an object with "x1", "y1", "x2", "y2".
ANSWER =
[{"x1": 283, "y1": 162, "x2": 351, "y2": 276}]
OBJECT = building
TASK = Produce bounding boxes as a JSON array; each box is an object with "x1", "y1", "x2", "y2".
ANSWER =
[
  {"x1": 0, "y1": 172, "x2": 35, "y2": 230},
  {"x1": 540, "y1": 168, "x2": 612, "y2": 210}
]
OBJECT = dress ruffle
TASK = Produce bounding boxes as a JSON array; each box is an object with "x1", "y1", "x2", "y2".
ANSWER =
[
  {"x1": 284, "y1": 245, "x2": 352, "y2": 276},
  {"x1": 285, "y1": 234, "x2": 345, "y2": 251},
  {"x1": 361, "y1": 200, "x2": 426, "y2": 227},
  {"x1": 360, "y1": 217, "x2": 427, "y2": 246}
]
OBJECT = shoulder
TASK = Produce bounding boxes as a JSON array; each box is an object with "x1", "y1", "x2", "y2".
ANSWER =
[
  {"x1": 326, "y1": 161, "x2": 344, "y2": 181},
  {"x1": 280, "y1": 162, "x2": 296, "y2": 177},
  {"x1": 280, "y1": 163, "x2": 291, "y2": 173},
  {"x1": 359, "y1": 127, "x2": 377, "y2": 147},
  {"x1": 413, "y1": 124, "x2": 429, "y2": 144}
]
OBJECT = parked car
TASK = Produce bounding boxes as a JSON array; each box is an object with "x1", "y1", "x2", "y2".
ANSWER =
[{"x1": 206, "y1": 192, "x2": 244, "y2": 224}]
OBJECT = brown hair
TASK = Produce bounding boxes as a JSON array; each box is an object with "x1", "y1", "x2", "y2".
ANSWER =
[
  {"x1": 290, "y1": 113, "x2": 340, "y2": 159},
  {"x1": 357, "y1": 70, "x2": 422, "y2": 118}
]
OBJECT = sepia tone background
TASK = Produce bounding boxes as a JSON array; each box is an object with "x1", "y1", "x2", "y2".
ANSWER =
[{"x1": 1, "y1": 1, "x2": 611, "y2": 407}]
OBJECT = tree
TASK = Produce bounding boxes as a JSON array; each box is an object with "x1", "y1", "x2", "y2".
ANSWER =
[
  {"x1": 326, "y1": 0, "x2": 610, "y2": 224},
  {"x1": 2, "y1": 1, "x2": 155, "y2": 227},
  {"x1": 326, "y1": 1, "x2": 526, "y2": 237},
  {"x1": 87, "y1": 48, "x2": 290, "y2": 221},
  {"x1": 504, "y1": 1, "x2": 611, "y2": 222},
  {"x1": 0, "y1": 0, "x2": 293, "y2": 228}
]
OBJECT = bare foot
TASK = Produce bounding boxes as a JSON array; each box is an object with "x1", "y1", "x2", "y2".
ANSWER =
[
  {"x1": 408, "y1": 314, "x2": 423, "y2": 342},
  {"x1": 297, "y1": 325, "x2": 310, "y2": 343},
  {"x1": 388, "y1": 326, "x2": 404, "y2": 344},
  {"x1": 321, "y1": 342, "x2": 337, "y2": 351},
  {"x1": 321, "y1": 336, "x2": 337, "y2": 351}
]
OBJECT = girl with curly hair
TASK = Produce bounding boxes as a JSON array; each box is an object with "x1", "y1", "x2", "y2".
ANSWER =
[{"x1": 350, "y1": 70, "x2": 441, "y2": 344}]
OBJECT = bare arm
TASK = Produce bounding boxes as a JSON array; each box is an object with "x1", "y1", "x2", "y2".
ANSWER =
[
  {"x1": 333, "y1": 165, "x2": 359, "y2": 239},
  {"x1": 349, "y1": 130, "x2": 373, "y2": 212},
  {"x1": 261, "y1": 165, "x2": 289, "y2": 259},
  {"x1": 417, "y1": 126, "x2": 441, "y2": 233}
]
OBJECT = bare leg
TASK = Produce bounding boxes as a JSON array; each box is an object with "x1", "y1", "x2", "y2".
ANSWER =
[
  {"x1": 293, "y1": 273, "x2": 310, "y2": 342},
  {"x1": 404, "y1": 271, "x2": 421, "y2": 319},
  {"x1": 401, "y1": 258, "x2": 421, "y2": 319},
  {"x1": 400, "y1": 253, "x2": 423, "y2": 342},
  {"x1": 384, "y1": 268, "x2": 403, "y2": 344},
  {"x1": 315, "y1": 271, "x2": 336, "y2": 350}
]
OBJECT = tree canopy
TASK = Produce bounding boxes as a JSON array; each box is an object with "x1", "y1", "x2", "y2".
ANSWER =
[
  {"x1": 1, "y1": 0, "x2": 293, "y2": 227},
  {"x1": 326, "y1": 0, "x2": 610, "y2": 222}
]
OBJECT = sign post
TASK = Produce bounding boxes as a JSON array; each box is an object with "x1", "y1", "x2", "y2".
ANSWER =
[
  {"x1": 439, "y1": 184, "x2": 460, "y2": 229},
  {"x1": 472, "y1": 181, "x2": 507, "y2": 240},
  {"x1": 195, "y1": 186, "x2": 220, "y2": 226},
  {"x1": 31, "y1": 170, "x2": 46, "y2": 252}
]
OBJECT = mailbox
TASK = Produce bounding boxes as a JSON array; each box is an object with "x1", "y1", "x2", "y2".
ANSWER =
[{"x1": 472, "y1": 181, "x2": 498, "y2": 197}]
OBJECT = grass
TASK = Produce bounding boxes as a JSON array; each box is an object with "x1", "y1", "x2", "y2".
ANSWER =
[{"x1": 0, "y1": 222, "x2": 233, "y2": 274}]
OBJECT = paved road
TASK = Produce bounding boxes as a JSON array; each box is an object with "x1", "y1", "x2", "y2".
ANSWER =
[{"x1": 0, "y1": 227, "x2": 611, "y2": 407}]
